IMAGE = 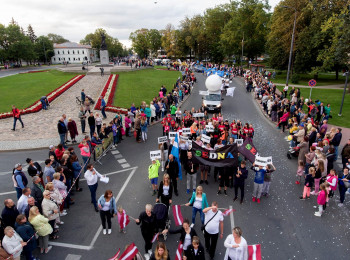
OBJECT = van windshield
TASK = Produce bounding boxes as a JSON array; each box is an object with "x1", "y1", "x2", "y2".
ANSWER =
[{"x1": 204, "y1": 94, "x2": 221, "y2": 101}]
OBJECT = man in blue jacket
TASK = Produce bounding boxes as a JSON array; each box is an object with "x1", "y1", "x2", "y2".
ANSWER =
[
  {"x1": 330, "y1": 128, "x2": 342, "y2": 161},
  {"x1": 251, "y1": 163, "x2": 266, "y2": 203}
]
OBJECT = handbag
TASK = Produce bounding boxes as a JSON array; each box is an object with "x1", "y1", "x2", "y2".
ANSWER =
[
  {"x1": 343, "y1": 174, "x2": 350, "y2": 188},
  {"x1": 201, "y1": 211, "x2": 218, "y2": 233}
]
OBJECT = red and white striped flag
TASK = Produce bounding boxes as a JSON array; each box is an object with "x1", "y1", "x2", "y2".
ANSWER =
[
  {"x1": 151, "y1": 232, "x2": 159, "y2": 243},
  {"x1": 248, "y1": 244, "x2": 261, "y2": 260},
  {"x1": 172, "y1": 205, "x2": 183, "y2": 226},
  {"x1": 119, "y1": 212, "x2": 130, "y2": 230},
  {"x1": 175, "y1": 241, "x2": 183, "y2": 260},
  {"x1": 119, "y1": 243, "x2": 139, "y2": 260},
  {"x1": 222, "y1": 208, "x2": 236, "y2": 217},
  {"x1": 108, "y1": 249, "x2": 120, "y2": 260}
]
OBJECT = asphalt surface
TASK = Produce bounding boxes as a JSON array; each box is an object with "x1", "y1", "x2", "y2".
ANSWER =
[{"x1": 0, "y1": 73, "x2": 349, "y2": 260}]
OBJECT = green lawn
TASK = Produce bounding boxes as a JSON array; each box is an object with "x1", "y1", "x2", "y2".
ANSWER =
[
  {"x1": 113, "y1": 69, "x2": 181, "y2": 108},
  {"x1": 0, "y1": 70, "x2": 80, "y2": 113},
  {"x1": 277, "y1": 86, "x2": 350, "y2": 127},
  {"x1": 270, "y1": 71, "x2": 346, "y2": 86}
]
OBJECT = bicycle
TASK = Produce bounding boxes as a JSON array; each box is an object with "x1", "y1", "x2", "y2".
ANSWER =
[{"x1": 76, "y1": 97, "x2": 83, "y2": 106}]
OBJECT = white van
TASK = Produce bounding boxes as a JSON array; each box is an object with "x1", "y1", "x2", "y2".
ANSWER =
[{"x1": 202, "y1": 91, "x2": 223, "y2": 112}]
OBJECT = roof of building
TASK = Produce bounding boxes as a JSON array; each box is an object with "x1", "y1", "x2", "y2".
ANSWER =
[{"x1": 54, "y1": 42, "x2": 92, "y2": 49}]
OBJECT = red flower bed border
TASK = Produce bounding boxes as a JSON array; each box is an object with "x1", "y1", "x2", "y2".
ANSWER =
[
  {"x1": 95, "y1": 74, "x2": 128, "y2": 115},
  {"x1": 19, "y1": 70, "x2": 50, "y2": 74},
  {"x1": 0, "y1": 75, "x2": 85, "y2": 119}
]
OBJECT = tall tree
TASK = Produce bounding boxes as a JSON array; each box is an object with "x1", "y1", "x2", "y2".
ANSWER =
[
  {"x1": 129, "y1": 29, "x2": 150, "y2": 58},
  {"x1": 35, "y1": 36, "x2": 54, "y2": 63},
  {"x1": 147, "y1": 29, "x2": 162, "y2": 57},
  {"x1": 27, "y1": 24, "x2": 37, "y2": 43},
  {"x1": 47, "y1": 33, "x2": 68, "y2": 44}
]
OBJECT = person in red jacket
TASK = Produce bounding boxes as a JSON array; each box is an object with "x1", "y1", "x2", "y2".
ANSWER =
[{"x1": 11, "y1": 105, "x2": 24, "y2": 131}]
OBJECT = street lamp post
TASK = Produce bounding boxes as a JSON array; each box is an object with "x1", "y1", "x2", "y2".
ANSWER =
[
  {"x1": 282, "y1": 6, "x2": 297, "y2": 86},
  {"x1": 338, "y1": 71, "x2": 349, "y2": 116}
]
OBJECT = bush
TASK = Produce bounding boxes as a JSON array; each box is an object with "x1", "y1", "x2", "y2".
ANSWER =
[
  {"x1": 291, "y1": 74, "x2": 299, "y2": 84},
  {"x1": 276, "y1": 71, "x2": 282, "y2": 75}
]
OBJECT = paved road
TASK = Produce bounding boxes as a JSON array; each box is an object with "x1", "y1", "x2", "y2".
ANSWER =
[
  {"x1": 0, "y1": 65, "x2": 62, "y2": 78},
  {"x1": 0, "y1": 73, "x2": 349, "y2": 260}
]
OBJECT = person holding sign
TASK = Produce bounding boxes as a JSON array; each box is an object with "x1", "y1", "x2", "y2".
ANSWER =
[
  {"x1": 233, "y1": 161, "x2": 248, "y2": 204},
  {"x1": 149, "y1": 159, "x2": 160, "y2": 196},
  {"x1": 251, "y1": 163, "x2": 266, "y2": 203}
]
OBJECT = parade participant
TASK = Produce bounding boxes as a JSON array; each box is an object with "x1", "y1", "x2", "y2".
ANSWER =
[
  {"x1": 149, "y1": 242, "x2": 170, "y2": 260},
  {"x1": 233, "y1": 161, "x2": 248, "y2": 204},
  {"x1": 164, "y1": 154, "x2": 179, "y2": 196},
  {"x1": 224, "y1": 227, "x2": 248, "y2": 260},
  {"x1": 2, "y1": 226, "x2": 26, "y2": 260},
  {"x1": 185, "y1": 186, "x2": 208, "y2": 227},
  {"x1": 135, "y1": 204, "x2": 157, "y2": 258},
  {"x1": 185, "y1": 152, "x2": 199, "y2": 194},
  {"x1": 203, "y1": 202, "x2": 224, "y2": 260},
  {"x1": 261, "y1": 164, "x2": 276, "y2": 197},
  {"x1": 15, "y1": 215, "x2": 37, "y2": 260},
  {"x1": 149, "y1": 159, "x2": 160, "y2": 196},
  {"x1": 217, "y1": 166, "x2": 230, "y2": 196},
  {"x1": 97, "y1": 190, "x2": 117, "y2": 235},
  {"x1": 11, "y1": 105, "x2": 24, "y2": 131},
  {"x1": 162, "y1": 218, "x2": 197, "y2": 255},
  {"x1": 28, "y1": 206, "x2": 52, "y2": 254},
  {"x1": 157, "y1": 174, "x2": 173, "y2": 208},
  {"x1": 251, "y1": 163, "x2": 266, "y2": 203},
  {"x1": 183, "y1": 236, "x2": 205, "y2": 260},
  {"x1": 84, "y1": 164, "x2": 103, "y2": 212}
]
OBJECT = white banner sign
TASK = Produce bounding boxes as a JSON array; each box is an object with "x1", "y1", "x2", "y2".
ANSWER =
[
  {"x1": 201, "y1": 134, "x2": 211, "y2": 144},
  {"x1": 206, "y1": 125, "x2": 214, "y2": 132},
  {"x1": 150, "y1": 150, "x2": 162, "y2": 160},
  {"x1": 179, "y1": 135, "x2": 188, "y2": 141},
  {"x1": 226, "y1": 87, "x2": 236, "y2": 97},
  {"x1": 158, "y1": 136, "x2": 167, "y2": 144},
  {"x1": 182, "y1": 128, "x2": 191, "y2": 135},
  {"x1": 254, "y1": 155, "x2": 273, "y2": 167},
  {"x1": 193, "y1": 113, "x2": 205, "y2": 118},
  {"x1": 169, "y1": 132, "x2": 177, "y2": 140},
  {"x1": 234, "y1": 139, "x2": 243, "y2": 147}
]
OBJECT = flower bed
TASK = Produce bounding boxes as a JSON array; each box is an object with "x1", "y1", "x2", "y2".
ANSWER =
[
  {"x1": 19, "y1": 70, "x2": 50, "y2": 74},
  {"x1": 0, "y1": 75, "x2": 85, "y2": 119},
  {"x1": 94, "y1": 74, "x2": 128, "y2": 114}
]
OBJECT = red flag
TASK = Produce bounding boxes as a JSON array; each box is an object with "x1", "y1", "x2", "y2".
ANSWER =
[
  {"x1": 222, "y1": 208, "x2": 236, "y2": 217},
  {"x1": 151, "y1": 232, "x2": 159, "y2": 243},
  {"x1": 108, "y1": 249, "x2": 120, "y2": 260},
  {"x1": 119, "y1": 243, "x2": 139, "y2": 260},
  {"x1": 172, "y1": 205, "x2": 183, "y2": 226},
  {"x1": 175, "y1": 241, "x2": 183, "y2": 260},
  {"x1": 119, "y1": 212, "x2": 130, "y2": 230},
  {"x1": 248, "y1": 244, "x2": 261, "y2": 260}
]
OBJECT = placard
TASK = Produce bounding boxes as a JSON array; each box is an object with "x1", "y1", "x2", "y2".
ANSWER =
[
  {"x1": 182, "y1": 128, "x2": 191, "y2": 135},
  {"x1": 169, "y1": 132, "x2": 177, "y2": 140},
  {"x1": 201, "y1": 134, "x2": 211, "y2": 144},
  {"x1": 206, "y1": 125, "x2": 214, "y2": 132},
  {"x1": 158, "y1": 136, "x2": 167, "y2": 144},
  {"x1": 193, "y1": 113, "x2": 204, "y2": 118},
  {"x1": 179, "y1": 135, "x2": 188, "y2": 141},
  {"x1": 234, "y1": 139, "x2": 243, "y2": 147},
  {"x1": 150, "y1": 150, "x2": 162, "y2": 160},
  {"x1": 254, "y1": 155, "x2": 273, "y2": 167},
  {"x1": 100, "y1": 176, "x2": 109, "y2": 184}
]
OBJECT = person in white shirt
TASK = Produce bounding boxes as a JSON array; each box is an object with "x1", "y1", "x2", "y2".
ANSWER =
[
  {"x1": 2, "y1": 226, "x2": 26, "y2": 260},
  {"x1": 84, "y1": 163, "x2": 102, "y2": 212},
  {"x1": 17, "y1": 188, "x2": 31, "y2": 215},
  {"x1": 203, "y1": 202, "x2": 224, "y2": 260},
  {"x1": 224, "y1": 227, "x2": 248, "y2": 260}
]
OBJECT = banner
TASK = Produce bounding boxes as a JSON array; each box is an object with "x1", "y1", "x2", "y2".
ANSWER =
[
  {"x1": 238, "y1": 138, "x2": 258, "y2": 163},
  {"x1": 108, "y1": 249, "x2": 120, "y2": 260},
  {"x1": 201, "y1": 134, "x2": 211, "y2": 144},
  {"x1": 191, "y1": 142, "x2": 238, "y2": 167},
  {"x1": 182, "y1": 128, "x2": 191, "y2": 135},
  {"x1": 171, "y1": 134, "x2": 183, "y2": 180},
  {"x1": 226, "y1": 87, "x2": 236, "y2": 97},
  {"x1": 119, "y1": 243, "x2": 139, "y2": 260},
  {"x1": 158, "y1": 136, "x2": 167, "y2": 144},
  {"x1": 179, "y1": 135, "x2": 188, "y2": 141},
  {"x1": 206, "y1": 125, "x2": 214, "y2": 132},
  {"x1": 169, "y1": 132, "x2": 177, "y2": 140},
  {"x1": 234, "y1": 139, "x2": 244, "y2": 147},
  {"x1": 254, "y1": 155, "x2": 272, "y2": 167},
  {"x1": 248, "y1": 244, "x2": 261, "y2": 260},
  {"x1": 193, "y1": 113, "x2": 204, "y2": 117},
  {"x1": 175, "y1": 242, "x2": 183, "y2": 260},
  {"x1": 172, "y1": 205, "x2": 184, "y2": 226},
  {"x1": 150, "y1": 150, "x2": 161, "y2": 160},
  {"x1": 151, "y1": 232, "x2": 159, "y2": 243},
  {"x1": 222, "y1": 208, "x2": 235, "y2": 217},
  {"x1": 119, "y1": 212, "x2": 130, "y2": 230}
]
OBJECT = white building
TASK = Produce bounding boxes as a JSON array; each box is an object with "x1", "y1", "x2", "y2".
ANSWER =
[{"x1": 51, "y1": 42, "x2": 99, "y2": 64}]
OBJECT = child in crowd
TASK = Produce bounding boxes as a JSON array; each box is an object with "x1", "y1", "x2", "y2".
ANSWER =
[
  {"x1": 296, "y1": 160, "x2": 304, "y2": 185},
  {"x1": 251, "y1": 163, "x2": 266, "y2": 203},
  {"x1": 300, "y1": 167, "x2": 315, "y2": 200},
  {"x1": 262, "y1": 164, "x2": 276, "y2": 198},
  {"x1": 117, "y1": 205, "x2": 127, "y2": 233},
  {"x1": 314, "y1": 183, "x2": 327, "y2": 217},
  {"x1": 148, "y1": 159, "x2": 160, "y2": 196}
]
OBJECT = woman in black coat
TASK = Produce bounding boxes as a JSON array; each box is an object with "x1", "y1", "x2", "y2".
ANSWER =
[
  {"x1": 162, "y1": 219, "x2": 197, "y2": 256},
  {"x1": 184, "y1": 236, "x2": 205, "y2": 260},
  {"x1": 156, "y1": 174, "x2": 173, "y2": 208}
]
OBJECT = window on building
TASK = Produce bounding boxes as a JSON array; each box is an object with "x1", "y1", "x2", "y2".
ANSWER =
[
  {"x1": 77, "y1": 50, "x2": 79, "y2": 54},
  {"x1": 73, "y1": 58, "x2": 75, "y2": 61},
  {"x1": 62, "y1": 51, "x2": 64, "y2": 54},
  {"x1": 58, "y1": 58, "x2": 60, "y2": 61},
  {"x1": 54, "y1": 58, "x2": 56, "y2": 61},
  {"x1": 73, "y1": 50, "x2": 75, "y2": 54},
  {"x1": 63, "y1": 58, "x2": 65, "y2": 61},
  {"x1": 57, "y1": 50, "x2": 60, "y2": 54},
  {"x1": 82, "y1": 50, "x2": 85, "y2": 54},
  {"x1": 78, "y1": 58, "x2": 80, "y2": 61},
  {"x1": 69, "y1": 58, "x2": 71, "y2": 61},
  {"x1": 68, "y1": 50, "x2": 70, "y2": 54}
]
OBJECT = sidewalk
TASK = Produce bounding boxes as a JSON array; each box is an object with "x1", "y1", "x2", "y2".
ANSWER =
[{"x1": 274, "y1": 82, "x2": 344, "y2": 89}]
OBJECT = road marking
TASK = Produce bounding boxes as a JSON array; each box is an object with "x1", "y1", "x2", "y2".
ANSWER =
[
  {"x1": 49, "y1": 167, "x2": 137, "y2": 250},
  {"x1": 65, "y1": 254, "x2": 82, "y2": 260},
  {"x1": 121, "y1": 163, "x2": 130, "y2": 168},
  {"x1": 111, "y1": 150, "x2": 120, "y2": 155},
  {"x1": 229, "y1": 206, "x2": 234, "y2": 229},
  {"x1": 114, "y1": 154, "x2": 123, "y2": 159},
  {"x1": 117, "y1": 159, "x2": 127, "y2": 163}
]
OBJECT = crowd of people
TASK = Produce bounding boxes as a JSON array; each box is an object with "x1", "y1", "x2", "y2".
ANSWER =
[{"x1": 245, "y1": 70, "x2": 350, "y2": 217}]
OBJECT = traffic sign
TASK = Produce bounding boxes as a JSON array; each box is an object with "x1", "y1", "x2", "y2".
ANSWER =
[{"x1": 308, "y1": 79, "x2": 316, "y2": 87}]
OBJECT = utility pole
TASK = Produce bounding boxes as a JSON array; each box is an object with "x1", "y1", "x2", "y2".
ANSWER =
[
  {"x1": 338, "y1": 71, "x2": 349, "y2": 116},
  {"x1": 241, "y1": 32, "x2": 244, "y2": 66}
]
